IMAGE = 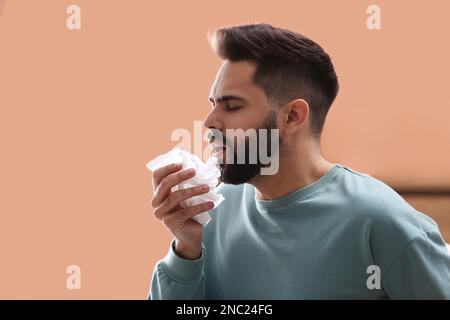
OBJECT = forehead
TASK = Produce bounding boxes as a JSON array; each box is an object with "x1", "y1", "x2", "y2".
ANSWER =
[{"x1": 209, "y1": 60, "x2": 257, "y2": 98}]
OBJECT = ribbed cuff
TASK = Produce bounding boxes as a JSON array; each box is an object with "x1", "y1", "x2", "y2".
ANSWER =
[{"x1": 160, "y1": 240, "x2": 205, "y2": 284}]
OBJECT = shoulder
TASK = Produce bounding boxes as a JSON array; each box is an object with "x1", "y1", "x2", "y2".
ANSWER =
[
  {"x1": 337, "y1": 165, "x2": 440, "y2": 264},
  {"x1": 338, "y1": 165, "x2": 437, "y2": 236}
]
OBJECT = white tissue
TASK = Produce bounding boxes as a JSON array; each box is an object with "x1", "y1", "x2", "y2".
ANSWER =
[{"x1": 146, "y1": 148, "x2": 225, "y2": 227}]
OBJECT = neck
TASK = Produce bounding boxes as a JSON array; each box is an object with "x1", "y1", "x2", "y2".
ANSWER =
[{"x1": 251, "y1": 142, "x2": 334, "y2": 200}]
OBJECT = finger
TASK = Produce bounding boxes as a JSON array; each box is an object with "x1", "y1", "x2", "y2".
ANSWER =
[
  {"x1": 159, "y1": 184, "x2": 210, "y2": 216},
  {"x1": 153, "y1": 184, "x2": 210, "y2": 219},
  {"x1": 151, "y1": 163, "x2": 182, "y2": 188},
  {"x1": 151, "y1": 168, "x2": 197, "y2": 208},
  {"x1": 163, "y1": 201, "x2": 214, "y2": 229}
]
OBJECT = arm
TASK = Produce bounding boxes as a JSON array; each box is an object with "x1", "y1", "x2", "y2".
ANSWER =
[
  {"x1": 148, "y1": 163, "x2": 212, "y2": 299},
  {"x1": 149, "y1": 240, "x2": 206, "y2": 300},
  {"x1": 382, "y1": 229, "x2": 450, "y2": 299}
]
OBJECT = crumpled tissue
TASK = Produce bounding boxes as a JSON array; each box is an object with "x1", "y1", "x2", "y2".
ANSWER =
[{"x1": 146, "y1": 148, "x2": 225, "y2": 227}]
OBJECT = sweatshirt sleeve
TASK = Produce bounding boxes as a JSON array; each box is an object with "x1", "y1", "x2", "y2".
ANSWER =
[
  {"x1": 382, "y1": 229, "x2": 450, "y2": 299},
  {"x1": 148, "y1": 240, "x2": 206, "y2": 300}
]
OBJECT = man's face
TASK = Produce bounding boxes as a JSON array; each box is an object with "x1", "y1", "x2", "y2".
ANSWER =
[{"x1": 204, "y1": 60, "x2": 280, "y2": 184}]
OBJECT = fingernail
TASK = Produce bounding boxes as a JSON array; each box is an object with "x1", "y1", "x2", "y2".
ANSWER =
[
  {"x1": 175, "y1": 163, "x2": 182, "y2": 169},
  {"x1": 187, "y1": 168, "x2": 195, "y2": 175},
  {"x1": 207, "y1": 201, "x2": 214, "y2": 208},
  {"x1": 200, "y1": 185, "x2": 210, "y2": 192}
]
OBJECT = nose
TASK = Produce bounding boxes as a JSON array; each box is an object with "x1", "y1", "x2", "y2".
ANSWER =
[
  {"x1": 203, "y1": 109, "x2": 225, "y2": 144},
  {"x1": 203, "y1": 109, "x2": 223, "y2": 133}
]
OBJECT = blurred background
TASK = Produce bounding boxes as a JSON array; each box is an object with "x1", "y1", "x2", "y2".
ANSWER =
[{"x1": 0, "y1": 0, "x2": 449, "y2": 299}]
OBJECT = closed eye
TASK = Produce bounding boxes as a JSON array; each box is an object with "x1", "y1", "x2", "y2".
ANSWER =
[{"x1": 224, "y1": 104, "x2": 242, "y2": 112}]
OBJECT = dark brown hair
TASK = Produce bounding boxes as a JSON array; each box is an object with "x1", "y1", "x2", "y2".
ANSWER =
[{"x1": 211, "y1": 23, "x2": 339, "y2": 138}]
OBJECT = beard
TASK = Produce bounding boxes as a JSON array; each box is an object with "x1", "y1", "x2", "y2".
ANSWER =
[{"x1": 219, "y1": 110, "x2": 280, "y2": 185}]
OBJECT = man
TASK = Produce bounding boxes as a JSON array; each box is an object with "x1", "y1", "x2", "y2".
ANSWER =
[{"x1": 149, "y1": 23, "x2": 450, "y2": 299}]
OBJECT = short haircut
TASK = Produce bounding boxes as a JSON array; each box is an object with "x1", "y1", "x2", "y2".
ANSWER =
[{"x1": 210, "y1": 23, "x2": 339, "y2": 138}]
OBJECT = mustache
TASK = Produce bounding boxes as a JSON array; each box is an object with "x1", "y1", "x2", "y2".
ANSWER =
[
  {"x1": 207, "y1": 129, "x2": 277, "y2": 148},
  {"x1": 207, "y1": 130, "x2": 230, "y2": 147}
]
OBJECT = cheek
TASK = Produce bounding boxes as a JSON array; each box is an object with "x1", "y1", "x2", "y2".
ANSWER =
[{"x1": 225, "y1": 108, "x2": 267, "y2": 131}]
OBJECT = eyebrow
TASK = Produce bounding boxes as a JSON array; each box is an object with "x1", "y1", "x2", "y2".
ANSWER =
[{"x1": 209, "y1": 95, "x2": 246, "y2": 104}]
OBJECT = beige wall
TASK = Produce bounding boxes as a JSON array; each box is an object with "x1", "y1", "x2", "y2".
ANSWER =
[
  {"x1": 402, "y1": 195, "x2": 450, "y2": 242},
  {"x1": 0, "y1": 0, "x2": 449, "y2": 299}
]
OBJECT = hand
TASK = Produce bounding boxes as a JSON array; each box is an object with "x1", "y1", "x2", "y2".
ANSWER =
[{"x1": 150, "y1": 163, "x2": 213, "y2": 259}]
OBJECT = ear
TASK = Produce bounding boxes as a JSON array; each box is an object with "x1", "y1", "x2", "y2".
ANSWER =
[{"x1": 281, "y1": 99, "x2": 309, "y2": 135}]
